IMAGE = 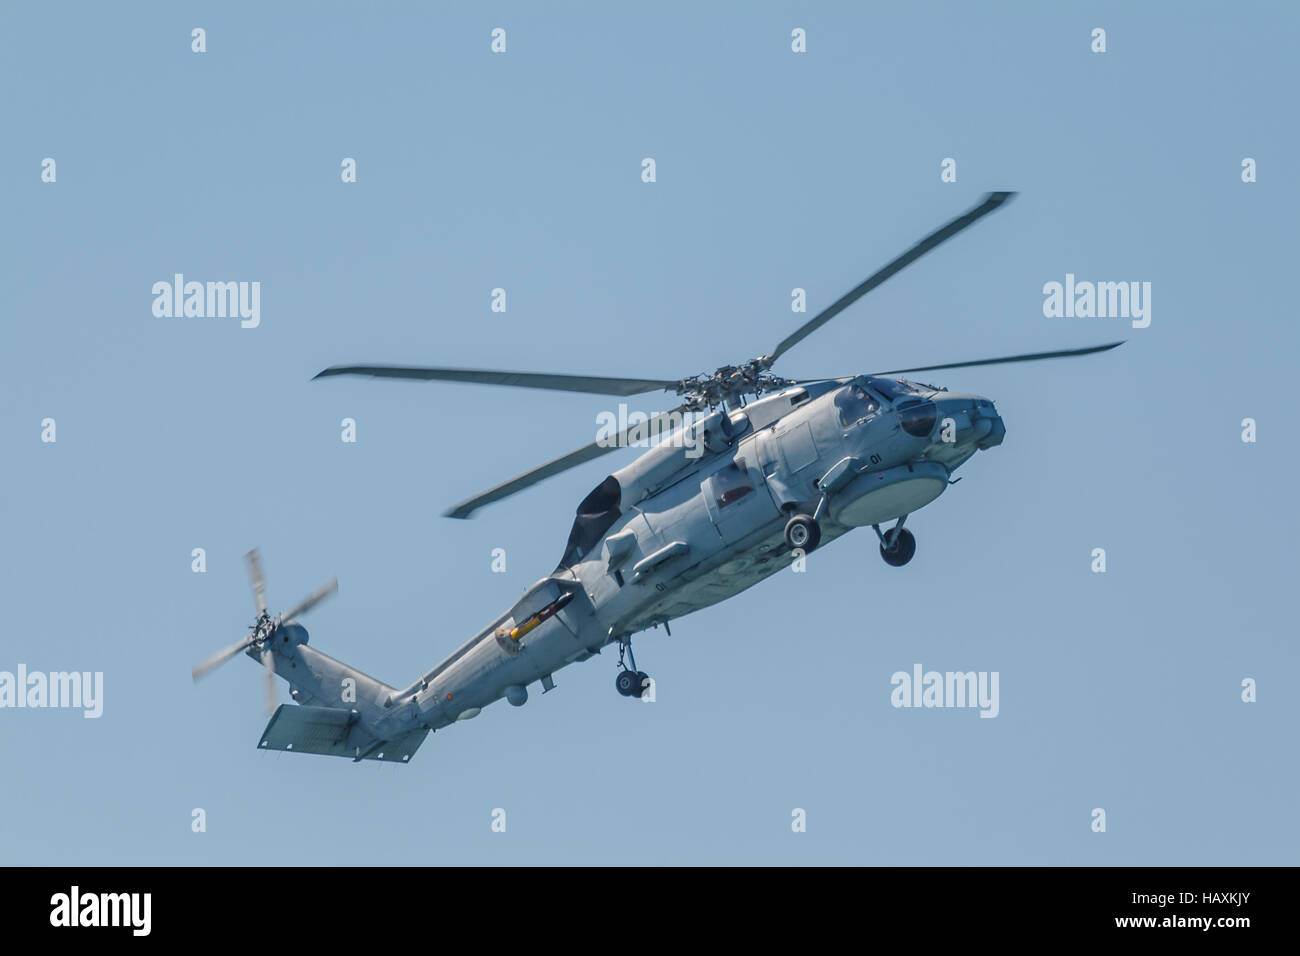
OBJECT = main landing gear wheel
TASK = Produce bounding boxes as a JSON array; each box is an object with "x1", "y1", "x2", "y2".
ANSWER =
[
  {"x1": 881, "y1": 528, "x2": 916, "y2": 567},
  {"x1": 784, "y1": 514, "x2": 821, "y2": 552}
]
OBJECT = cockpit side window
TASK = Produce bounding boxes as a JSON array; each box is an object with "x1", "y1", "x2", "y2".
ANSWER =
[{"x1": 835, "y1": 384, "x2": 879, "y2": 427}]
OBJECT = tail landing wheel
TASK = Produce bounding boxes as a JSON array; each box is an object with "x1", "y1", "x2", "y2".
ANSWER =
[
  {"x1": 613, "y1": 671, "x2": 644, "y2": 697},
  {"x1": 615, "y1": 639, "x2": 650, "y2": 698}
]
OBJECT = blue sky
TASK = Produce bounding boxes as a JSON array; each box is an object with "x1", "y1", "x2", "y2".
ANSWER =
[{"x1": 2, "y1": 2, "x2": 1296, "y2": 865}]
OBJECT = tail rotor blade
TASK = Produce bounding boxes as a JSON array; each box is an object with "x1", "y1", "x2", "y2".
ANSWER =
[
  {"x1": 246, "y1": 548, "x2": 268, "y2": 616},
  {"x1": 280, "y1": 578, "x2": 338, "y2": 623},
  {"x1": 192, "y1": 635, "x2": 256, "y2": 682},
  {"x1": 262, "y1": 645, "x2": 277, "y2": 715}
]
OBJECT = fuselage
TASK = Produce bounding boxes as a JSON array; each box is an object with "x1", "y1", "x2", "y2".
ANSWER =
[
  {"x1": 361, "y1": 375, "x2": 1005, "y2": 736},
  {"x1": 239, "y1": 192, "x2": 1110, "y2": 759}
]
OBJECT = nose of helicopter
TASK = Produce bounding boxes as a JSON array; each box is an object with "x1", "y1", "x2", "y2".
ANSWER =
[
  {"x1": 979, "y1": 405, "x2": 1006, "y2": 448},
  {"x1": 932, "y1": 394, "x2": 1005, "y2": 449}
]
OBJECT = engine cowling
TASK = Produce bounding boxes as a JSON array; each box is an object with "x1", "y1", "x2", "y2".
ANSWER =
[{"x1": 700, "y1": 408, "x2": 743, "y2": 454}]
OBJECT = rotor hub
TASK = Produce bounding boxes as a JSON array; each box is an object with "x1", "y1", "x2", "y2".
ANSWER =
[
  {"x1": 673, "y1": 360, "x2": 796, "y2": 410},
  {"x1": 250, "y1": 611, "x2": 275, "y2": 645}
]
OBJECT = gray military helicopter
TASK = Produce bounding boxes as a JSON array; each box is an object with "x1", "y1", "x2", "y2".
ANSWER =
[{"x1": 192, "y1": 191, "x2": 1120, "y2": 762}]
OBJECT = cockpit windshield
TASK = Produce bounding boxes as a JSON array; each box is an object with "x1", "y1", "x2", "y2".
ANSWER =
[{"x1": 860, "y1": 376, "x2": 937, "y2": 403}]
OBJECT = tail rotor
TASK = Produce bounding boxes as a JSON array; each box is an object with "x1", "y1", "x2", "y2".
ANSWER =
[{"x1": 191, "y1": 548, "x2": 338, "y2": 715}]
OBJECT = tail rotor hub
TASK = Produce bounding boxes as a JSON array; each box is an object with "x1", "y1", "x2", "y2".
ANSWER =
[{"x1": 190, "y1": 548, "x2": 338, "y2": 715}]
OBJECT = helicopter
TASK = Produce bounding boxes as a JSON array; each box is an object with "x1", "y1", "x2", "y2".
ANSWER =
[{"x1": 192, "y1": 191, "x2": 1120, "y2": 762}]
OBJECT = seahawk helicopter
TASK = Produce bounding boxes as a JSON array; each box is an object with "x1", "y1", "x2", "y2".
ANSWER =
[{"x1": 192, "y1": 191, "x2": 1120, "y2": 763}]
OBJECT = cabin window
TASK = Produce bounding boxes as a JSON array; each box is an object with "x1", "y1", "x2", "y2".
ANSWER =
[{"x1": 712, "y1": 462, "x2": 754, "y2": 508}]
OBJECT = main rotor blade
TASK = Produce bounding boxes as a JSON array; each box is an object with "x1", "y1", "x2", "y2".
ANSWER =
[
  {"x1": 873, "y1": 341, "x2": 1123, "y2": 376},
  {"x1": 314, "y1": 365, "x2": 676, "y2": 397},
  {"x1": 446, "y1": 404, "x2": 693, "y2": 519},
  {"x1": 245, "y1": 548, "x2": 267, "y2": 616},
  {"x1": 192, "y1": 635, "x2": 256, "y2": 682},
  {"x1": 764, "y1": 191, "x2": 1017, "y2": 366},
  {"x1": 262, "y1": 646, "x2": 277, "y2": 716},
  {"x1": 279, "y1": 578, "x2": 338, "y2": 623}
]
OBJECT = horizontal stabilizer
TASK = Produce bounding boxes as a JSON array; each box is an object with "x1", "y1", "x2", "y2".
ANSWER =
[{"x1": 258, "y1": 704, "x2": 428, "y2": 763}]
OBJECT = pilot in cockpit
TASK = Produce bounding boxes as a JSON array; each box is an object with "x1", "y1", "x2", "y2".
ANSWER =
[{"x1": 834, "y1": 383, "x2": 879, "y2": 427}]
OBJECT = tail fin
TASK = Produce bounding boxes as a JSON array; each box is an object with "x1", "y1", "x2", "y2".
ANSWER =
[
  {"x1": 263, "y1": 641, "x2": 428, "y2": 763},
  {"x1": 277, "y1": 642, "x2": 398, "y2": 710}
]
